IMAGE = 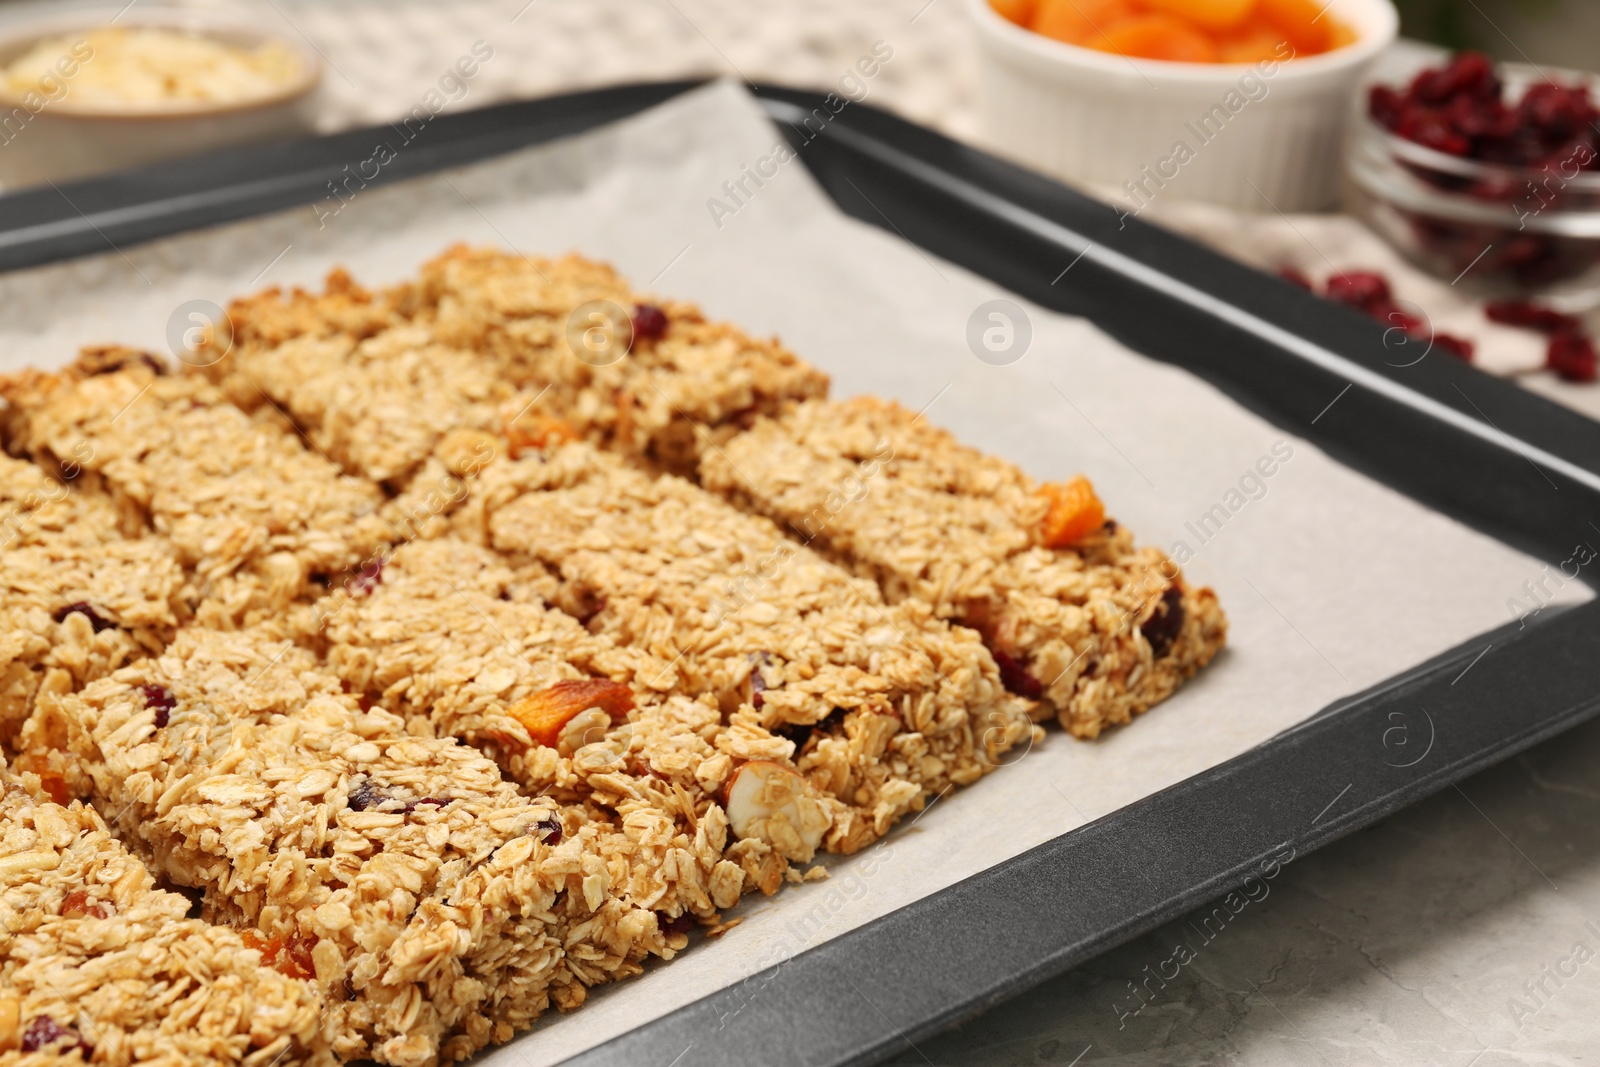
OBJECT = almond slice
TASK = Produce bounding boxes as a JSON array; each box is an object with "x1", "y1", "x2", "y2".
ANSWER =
[
  {"x1": 508, "y1": 679, "x2": 634, "y2": 749},
  {"x1": 724, "y1": 760, "x2": 832, "y2": 862}
]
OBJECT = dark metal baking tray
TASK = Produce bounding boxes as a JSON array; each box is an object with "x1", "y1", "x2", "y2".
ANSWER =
[{"x1": 3, "y1": 81, "x2": 1598, "y2": 1067}]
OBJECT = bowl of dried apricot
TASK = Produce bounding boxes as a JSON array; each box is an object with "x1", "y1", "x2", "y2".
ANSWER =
[{"x1": 969, "y1": 0, "x2": 1398, "y2": 212}]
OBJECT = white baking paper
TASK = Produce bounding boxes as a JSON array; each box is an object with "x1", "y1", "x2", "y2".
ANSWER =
[{"x1": 0, "y1": 82, "x2": 1586, "y2": 1065}]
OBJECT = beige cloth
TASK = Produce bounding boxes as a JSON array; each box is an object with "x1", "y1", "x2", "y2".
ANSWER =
[{"x1": 4, "y1": 0, "x2": 1594, "y2": 414}]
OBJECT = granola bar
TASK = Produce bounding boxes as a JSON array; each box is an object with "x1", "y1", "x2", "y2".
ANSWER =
[
  {"x1": 208, "y1": 319, "x2": 512, "y2": 489},
  {"x1": 455, "y1": 439, "x2": 1039, "y2": 854},
  {"x1": 22, "y1": 626, "x2": 718, "y2": 1065},
  {"x1": 392, "y1": 246, "x2": 830, "y2": 473},
  {"x1": 0, "y1": 453, "x2": 184, "y2": 752},
  {"x1": 0, "y1": 361, "x2": 389, "y2": 590},
  {"x1": 320, "y1": 536, "x2": 672, "y2": 780},
  {"x1": 0, "y1": 769, "x2": 330, "y2": 1066},
  {"x1": 700, "y1": 397, "x2": 1227, "y2": 738}
]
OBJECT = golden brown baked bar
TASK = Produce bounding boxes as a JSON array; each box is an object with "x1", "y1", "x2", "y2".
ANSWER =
[
  {"x1": 0, "y1": 453, "x2": 184, "y2": 752},
  {"x1": 0, "y1": 362, "x2": 388, "y2": 591},
  {"x1": 21, "y1": 627, "x2": 716, "y2": 1066},
  {"x1": 452, "y1": 439, "x2": 1038, "y2": 854},
  {"x1": 209, "y1": 320, "x2": 512, "y2": 489},
  {"x1": 217, "y1": 252, "x2": 828, "y2": 478},
  {"x1": 0, "y1": 769, "x2": 330, "y2": 1067},
  {"x1": 395, "y1": 246, "x2": 830, "y2": 473},
  {"x1": 700, "y1": 397, "x2": 1227, "y2": 738}
]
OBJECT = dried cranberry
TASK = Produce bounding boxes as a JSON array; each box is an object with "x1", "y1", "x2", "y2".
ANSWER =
[
  {"x1": 348, "y1": 558, "x2": 383, "y2": 596},
  {"x1": 660, "y1": 912, "x2": 695, "y2": 936},
  {"x1": 1143, "y1": 585, "x2": 1186, "y2": 659},
  {"x1": 1448, "y1": 95, "x2": 1516, "y2": 141},
  {"x1": 631, "y1": 303, "x2": 669, "y2": 343},
  {"x1": 775, "y1": 720, "x2": 815, "y2": 749},
  {"x1": 748, "y1": 651, "x2": 770, "y2": 709},
  {"x1": 347, "y1": 780, "x2": 387, "y2": 811},
  {"x1": 1396, "y1": 112, "x2": 1471, "y2": 156},
  {"x1": 1548, "y1": 331, "x2": 1598, "y2": 382},
  {"x1": 1324, "y1": 271, "x2": 1392, "y2": 313},
  {"x1": 21, "y1": 1016, "x2": 89, "y2": 1055},
  {"x1": 52, "y1": 602, "x2": 117, "y2": 633},
  {"x1": 1520, "y1": 83, "x2": 1592, "y2": 142},
  {"x1": 993, "y1": 648, "x2": 1043, "y2": 701},
  {"x1": 138, "y1": 684, "x2": 176, "y2": 727},
  {"x1": 347, "y1": 780, "x2": 448, "y2": 814},
  {"x1": 1368, "y1": 85, "x2": 1405, "y2": 130},
  {"x1": 1277, "y1": 267, "x2": 1314, "y2": 290},
  {"x1": 1432, "y1": 333, "x2": 1476, "y2": 361},
  {"x1": 535, "y1": 817, "x2": 563, "y2": 844},
  {"x1": 1485, "y1": 299, "x2": 1581, "y2": 335}
]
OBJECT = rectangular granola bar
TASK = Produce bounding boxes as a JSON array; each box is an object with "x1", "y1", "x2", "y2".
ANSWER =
[
  {"x1": 24, "y1": 626, "x2": 719, "y2": 1065},
  {"x1": 0, "y1": 359, "x2": 389, "y2": 592},
  {"x1": 455, "y1": 440, "x2": 1038, "y2": 854},
  {"x1": 0, "y1": 453, "x2": 184, "y2": 751},
  {"x1": 700, "y1": 397, "x2": 1227, "y2": 738},
  {"x1": 392, "y1": 247, "x2": 830, "y2": 472},
  {"x1": 0, "y1": 769, "x2": 330, "y2": 1066}
]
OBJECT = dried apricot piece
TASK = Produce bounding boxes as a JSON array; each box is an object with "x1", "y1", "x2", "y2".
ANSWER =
[
  {"x1": 13, "y1": 753, "x2": 71, "y2": 806},
  {"x1": 1256, "y1": 0, "x2": 1331, "y2": 55},
  {"x1": 1215, "y1": 23, "x2": 1291, "y2": 62},
  {"x1": 1031, "y1": 0, "x2": 1138, "y2": 46},
  {"x1": 1036, "y1": 475, "x2": 1107, "y2": 548},
  {"x1": 989, "y1": 0, "x2": 1036, "y2": 25},
  {"x1": 504, "y1": 413, "x2": 580, "y2": 458},
  {"x1": 508, "y1": 679, "x2": 635, "y2": 749},
  {"x1": 240, "y1": 929, "x2": 318, "y2": 979},
  {"x1": 1143, "y1": 0, "x2": 1253, "y2": 32},
  {"x1": 1089, "y1": 13, "x2": 1220, "y2": 63}
]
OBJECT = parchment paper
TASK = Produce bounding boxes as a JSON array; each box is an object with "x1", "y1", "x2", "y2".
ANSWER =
[{"x1": 0, "y1": 82, "x2": 1586, "y2": 1065}]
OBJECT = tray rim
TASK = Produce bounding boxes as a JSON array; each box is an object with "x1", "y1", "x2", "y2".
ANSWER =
[{"x1": 3, "y1": 79, "x2": 1599, "y2": 1067}]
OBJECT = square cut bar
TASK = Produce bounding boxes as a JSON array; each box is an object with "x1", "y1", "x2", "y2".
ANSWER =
[
  {"x1": 390, "y1": 247, "x2": 831, "y2": 473},
  {"x1": 207, "y1": 317, "x2": 512, "y2": 489},
  {"x1": 0, "y1": 770, "x2": 331, "y2": 1066},
  {"x1": 21, "y1": 627, "x2": 723, "y2": 1066},
  {"x1": 322, "y1": 535, "x2": 775, "y2": 902},
  {"x1": 0, "y1": 453, "x2": 185, "y2": 753},
  {"x1": 700, "y1": 397, "x2": 1227, "y2": 739},
  {"x1": 0, "y1": 362, "x2": 390, "y2": 596},
  {"x1": 454, "y1": 440, "x2": 1038, "y2": 855},
  {"x1": 322, "y1": 536, "x2": 675, "y2": 779}
]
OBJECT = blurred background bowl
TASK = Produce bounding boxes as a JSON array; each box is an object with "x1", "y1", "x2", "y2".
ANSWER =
[
  {"x1": 1346, "y1": 58, "x2": 1600, "y2": 306},
  {"x1": 0, "y1": 6, "x2": 321, "y2": 190},
  {"x1": 969, "y1": 0, "x2": 1399, "y2": 212}
]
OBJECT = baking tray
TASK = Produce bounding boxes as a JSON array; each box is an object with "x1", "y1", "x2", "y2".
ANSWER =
[{"x1": 3, "y1": 82, "x2": 1599, "y2": 1067}]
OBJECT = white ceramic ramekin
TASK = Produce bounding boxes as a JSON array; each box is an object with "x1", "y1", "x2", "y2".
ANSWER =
[
  {"x1": 969, "y1": 0, "x2": 1398, "y2": 213},
  {"x1": 0, "y1": 7, "x2": 322, "y2": 190}
]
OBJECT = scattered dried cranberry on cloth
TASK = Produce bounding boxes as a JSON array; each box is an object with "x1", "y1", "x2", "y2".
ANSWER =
[{"x1": 1127, "y1": 199, "x2": 1598, "y2": 399}]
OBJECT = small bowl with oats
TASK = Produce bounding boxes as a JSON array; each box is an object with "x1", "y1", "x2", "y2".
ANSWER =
[{"x1": 0, "y1": 8, "x2": 321, "y2": 190}]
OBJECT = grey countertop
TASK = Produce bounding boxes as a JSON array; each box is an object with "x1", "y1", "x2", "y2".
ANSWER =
[{"x1": 890, "y1": 713, "x2": 1600, "y2": 1067}]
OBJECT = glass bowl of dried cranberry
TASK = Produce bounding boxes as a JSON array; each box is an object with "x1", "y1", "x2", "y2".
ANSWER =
[{"x1": 1346, "y1": 51, "x2": 1600, "y2": 306}]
